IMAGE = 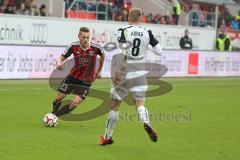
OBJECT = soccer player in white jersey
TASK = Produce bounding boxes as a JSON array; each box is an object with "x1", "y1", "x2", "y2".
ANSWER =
[{"x1": 99, "y1": 7, "x2": 163, "y2": 145}]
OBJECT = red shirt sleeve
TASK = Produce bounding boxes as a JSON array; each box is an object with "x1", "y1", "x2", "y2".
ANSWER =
[{"x1": 62, "y1": 44, "x2": 73, "y2": 58}]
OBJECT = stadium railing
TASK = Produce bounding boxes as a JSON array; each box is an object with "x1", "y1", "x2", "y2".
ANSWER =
[
  {"x1": 65, "y1": 0, "x2": 108, "y2": 20},
  {"x1": 188, "y1": 11, "x2": 216, "y2": 28}
]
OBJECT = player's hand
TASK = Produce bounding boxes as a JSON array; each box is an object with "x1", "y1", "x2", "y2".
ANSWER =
[
  {"x1": 56, "y1": 63, "x2": 63, "y2": 70},
  {"x1": 113, "y1": 72, "x2": 122, "y2": 86},
  {"x1": 94, "y1": 71, "x2": 101, "y2": 80},
  {"x1": 113, "y1": 77, "x2": 121, "y2": 86}
]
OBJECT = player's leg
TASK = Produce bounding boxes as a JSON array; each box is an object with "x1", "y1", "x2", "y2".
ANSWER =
[
  {"x1": 105, "y1": 83, "x2": 129, "y2": 139},
  {"x1": 52, "y1": 92, "x2": 66, "y2": 114},
  {"x1": 130, "y1": 76, "x2": 150, "y2": 124},
  {"x1": 133, "y1": 98, "x2": 158, "y2": 142},
  {"x1": 134, "y1": 99, "x2": 149, "y2": 124},
  {"x1": 55, "y1": 82, "x2": 90, "y2": 117},
  {"x1": 99, "y1": 83, "x2": 129, "y2": 145},
  {"x1": 130, "y1": 76, "x2": 158, "y2": 142},
  {"x1": 99, "y1": 98, "x2": 121, "y2": 145},
  {"x1": 104, "y1": 98, "x2": 121, "y2": 138},
  {"x1": 52, "y1": 77, "x2": 72, "y2": 114},
  {"x1": 55, "y1": 95, "x2": 83, "y2": 117}
]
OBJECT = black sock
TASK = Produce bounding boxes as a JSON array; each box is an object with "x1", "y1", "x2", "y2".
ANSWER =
[
  {"x1": 56, "y1": 104, "x2": 73, "y2": 117},
  {"x1": 52, "y1": 100, "x2": 62, "y2": 114}
]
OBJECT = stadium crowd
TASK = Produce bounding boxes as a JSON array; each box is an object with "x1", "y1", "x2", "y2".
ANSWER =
[
  {"x1": 65, "y1": 0, "x2": 240, "y2": 29},
  {"x1": 0, "y1": 0, "x2": 47, "y2": 16},
  {"x1": 187, "y1": 3, "x2": 240, "y2": 30},
  {"x1": 65, "y1": 0, "x2": 178, "y2": 25},
  {"x1": 0, "y1": 0, "x2": 239, "y2": 30}
]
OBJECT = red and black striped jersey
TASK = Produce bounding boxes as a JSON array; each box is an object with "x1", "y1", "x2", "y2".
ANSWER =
[{"x1": 62, "y1": 41, "x2": 104, "y2": 82}]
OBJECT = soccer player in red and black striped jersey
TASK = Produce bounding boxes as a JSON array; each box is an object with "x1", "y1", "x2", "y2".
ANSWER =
[{"x1": 51, "y1": 27, "x2": 105, "y2": 117}]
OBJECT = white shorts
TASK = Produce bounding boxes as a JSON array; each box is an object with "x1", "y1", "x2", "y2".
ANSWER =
[{"x1": 110, "y1": 75, "x2": 148, "y2": 101}]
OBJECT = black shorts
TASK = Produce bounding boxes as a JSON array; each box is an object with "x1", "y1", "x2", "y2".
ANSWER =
[{"x1": 58, "y1": 76, "x2": 91, "y2": 100}]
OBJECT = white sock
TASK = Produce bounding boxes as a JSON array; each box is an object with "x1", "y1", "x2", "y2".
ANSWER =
[
  {"x1": 104, "y1": 110, "x2": 119, "y2": 138},
  {"x1": 137, "y1": 106, "x2": 150, "y2": 124}
]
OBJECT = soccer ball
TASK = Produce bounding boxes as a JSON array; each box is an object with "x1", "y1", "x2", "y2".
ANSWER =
[{"x1": 42, "y1": 113, "x2": 58, "y2": 127}]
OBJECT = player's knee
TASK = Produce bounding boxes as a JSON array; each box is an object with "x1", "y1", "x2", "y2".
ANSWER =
[
  {"x1": 134, "y1": 99, "x2": 145, "y2": 109},
  {"x1": 110, "y1": 98, "x2": 121, "y2": 111},
  {"x1": 56, "y1": 93, "x2": 65, "y2": 101},
  {"x1": 71, "y1": 99, "x2": 81, "y2": 108},
  {"x1": 109, "y1": 110, "x2": 119, "y2": 121},
  {"x1": 55, "y1": 97, "x2": 62, "y2": 102}
]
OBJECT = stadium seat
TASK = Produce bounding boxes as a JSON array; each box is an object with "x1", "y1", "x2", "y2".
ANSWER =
[
  {"x1": 77, "y1": 11, "x2": 88, "y2": 19},
  {"x1": 87, "y1": 12, "x2": 96, "y2": 20},
  {"x1": 141, "y1": 16, "x2": 147, "y2": 23},
  {"x1": 66, "y1": 10, "x2": 77, "y2": 18},
  {"x1": 66, "y1": 10, "x2": 96, "y2": 20}
]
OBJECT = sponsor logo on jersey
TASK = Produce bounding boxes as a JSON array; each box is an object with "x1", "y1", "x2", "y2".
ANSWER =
[
  {"x1": 89, "y1": 51, "x2": 94, "y2": 56},
  {"x1": 77, "y1": 57, "x2": 89, "y2": 64}
]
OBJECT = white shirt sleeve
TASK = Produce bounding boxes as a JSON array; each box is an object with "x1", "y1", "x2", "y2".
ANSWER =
[{"x1": 152, "y1": 43, "x2": 163, "y2": 55}]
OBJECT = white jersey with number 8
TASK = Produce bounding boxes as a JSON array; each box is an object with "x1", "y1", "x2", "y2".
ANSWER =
[{"x1": 117, "y1": 25, "x2": 159, "y2": 64}]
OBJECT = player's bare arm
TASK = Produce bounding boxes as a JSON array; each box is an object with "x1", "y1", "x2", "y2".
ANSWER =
[
  {"x1": 56, "y1": 55, "x2": 66, "y2": 70},
  {"x1": 95, "y1": 53, "x2": 105, "y2": 79}
]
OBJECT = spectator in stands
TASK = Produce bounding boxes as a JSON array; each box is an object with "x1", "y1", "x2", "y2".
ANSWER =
[
  {"x1": 206, "y1": 6, "x2": 215, "y2": 28},
  {"x1": 39, "y1": 4, "x2": 47, "y2": 16},
  {"x1": 115, "y1": 11, "x2": 124, "y2": 21},
  {"x1": 146, "y1": 13, "x2": 154, "y2": 23},
  {"x1": 4, "y1": 3, "x2": 15, "y2": 14},
  {"x1": 231, "y1": 16, "x2": 239, "y2": 30},
  {"x1": 115, "y1": 0, "x2": 124, "y2": 9},
  {"x1": 237, "y1": 10, "x2": 240, "y2": 28},
  {"x1": 179, "y1": 29, "x2": 193, "y2": 49},
  {"x1": 124, "y1": 0, "x2": 132, "y2": 10},
  {"x1": 0, "y1": 3, "x2": 4, "y2": 13},
  {"x1": 171, "y1": 0, "x2": 181, "y2": 25},
  {"x1": 189, "y1": 4, "x2": 199, "y2": 27},
  {"x1": 2, "y1": 0, "x2": 8, "y2": 7},
  {"x1": 198, "y1": 6, "x2": 205, "y2": 27},
  {"x1": 25, "y1": 0, "x2": 33, "y2": 13},
  {"x1": 220, "y1": 20, "x2": 227, "y2": 30},
  {"x1": 87, "y1": 2, "x2": 96, "y2": 11},
  {"x1": 12, "y1": 2, "x2": 17, "y2": 13},
  {"x1": 107, "y1": 0, "x2": 113, "y2": 20},
  {"x1": 191, "y1": 12, "x2": 199, "y2": 26},
  {"x1": 237, "y1": 10, "x2": 240, "y2": 21},
  {"x1": 30, "y1": 5, "x2": 39, "y2": 16},
  {"x1": 153, "y1": 14, "x2": 161, "y2": 24},
  {"x1": 110, "y1": 1, "x2": 122, "y2": 21},
  {"x1": 78, "y1": 0, "x2": 87, "y2": 10},
  {"x1": 122, "y1": 8, "x2": 128, "y2": 21},
  {"x1": 218, "y1": 11, "x2": 227, "y2": 29},
  {"x1": 223, "y1": 8, "x2": 233, "y2": 27},
  {"x1": 216, "y1": 29, "x2": 232, "y2": 51},
  {"x1": 113, "y1": 9, "x2": 119, "y2": 20},
  {"x1": 164, "y1": 15, "x2": 171, "y2": 24},
  {"x1": 97, "y1": 1, "x2": 107, "y2": 20},
  {"x1": 16, "y1": 2, "x2": 26, "y2": 15},
  {"x1": 159, "y1": 16, "x2": 167, "y2": 24}
]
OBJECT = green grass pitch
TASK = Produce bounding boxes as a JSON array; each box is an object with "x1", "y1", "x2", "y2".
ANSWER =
[{"x1": 0, "y1": 78, "x2": 239, "y2": 160}]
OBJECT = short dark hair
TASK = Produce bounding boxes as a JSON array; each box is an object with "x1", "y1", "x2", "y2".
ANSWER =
[
  {"x1": 79, "y1": 27, "x2": 90, "y2": 34},
  {"x1": 40, "y1": 4, "x2": 46, "y2": 9}
]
